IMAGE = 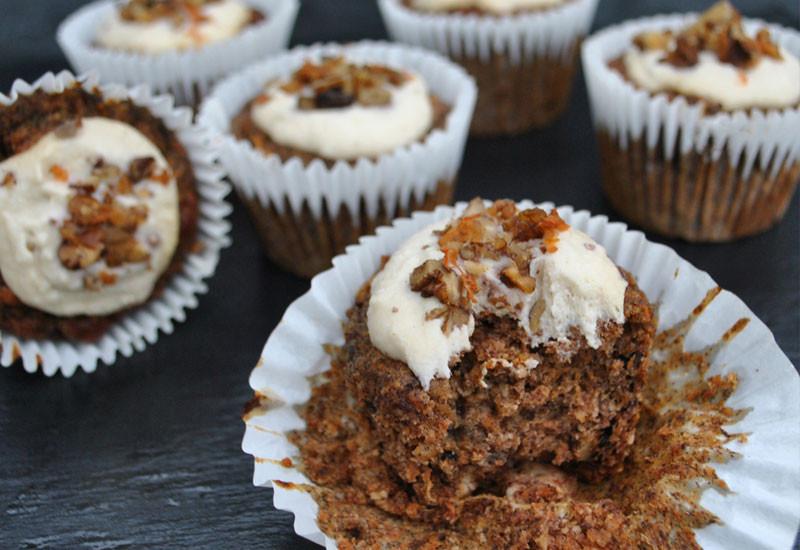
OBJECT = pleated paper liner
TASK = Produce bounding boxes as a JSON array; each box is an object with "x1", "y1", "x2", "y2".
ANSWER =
[
  {"x1": 0, "y1": 71, "x2": 231, "y2": 377},
  {"x1": 582, "y1": 14, "x2": 800, "y2": 242},
  {"x1": 57, "y1": 0, "x2": 299, "y2": 106},
  {"x1": 198, "y1": 41, "x2": 476, "y2": 278},
  {"x1": 378, "y1": 0, "x2": 598, "y2": 135},
  {"x1": 242, "y1": 201, "x2": 800, "y2": 548}
]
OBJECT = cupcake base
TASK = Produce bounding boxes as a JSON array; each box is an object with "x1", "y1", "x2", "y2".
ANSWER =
[
  {"x1": 457, "y1": 45, "x2": 580, "y2": 136},
  {"x1": 242, "y1": 180, "x2": 455, "y2": 278},
  {"x1": 598, "y1": 131, "x2": 800, "y2": 242}
]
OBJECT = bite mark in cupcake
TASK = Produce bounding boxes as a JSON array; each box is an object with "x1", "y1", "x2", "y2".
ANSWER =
[{"x1": 368, "y1": 199, "x2": 629, "y2": 389}]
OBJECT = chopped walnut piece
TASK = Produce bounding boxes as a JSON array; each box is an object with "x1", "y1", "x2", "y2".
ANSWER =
[
  {"x1": 425, "y1": 306, "x2": 470, "y2": 335},
  {"x1": 59, "y1": 243, "x2": 102, "y2": 270},
  {"x1": 276, "y1": 57, "x2": 408, "y2": 111},
  {"x1": 500, "y1": 264, "x2": 536, "y2": 294},
  {"x1": 54, "y1": 119, "x2": 82, "y2": 139},
  {"x1": 637, "y1": 1, "x2": 784, "y2": 69},
  {"x1": 634, "y1": 31, "x2": 673, "y2": 51},
  {"x1": 410, "y1": 259, "x2": 469, "y2": 309},
  {"x1": 1, "y1": 172, "x2": 15, "y2": 188},
  {"x1": 127, "y1": 156, "x2": 157, "y2": 183},
  {"x1": 755, "y1": 29, "x2": 782, "y2": 59}
]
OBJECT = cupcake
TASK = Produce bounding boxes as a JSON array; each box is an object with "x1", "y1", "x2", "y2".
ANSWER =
[
  {"x1": 0, "y1": 72, "x2": 230, "y2": 376},
  {"x1": 240, "y1": 198, "x2": 800, "y2": 547},
  {"x1": 583, "y1": 1, "x2": 800, "y2": 242},
  {"x1": 57, "y1": 0, "x2": 299, "y2": 106},
  {"x1": 305, "y1": 199, "x2": 655, "y2": 514},
  {"x1": 198, "y1": 41, "x2": 476, "y2": 278},
  {"x1": 379, "y1": 0, "x2": 599, "y2": 135}
]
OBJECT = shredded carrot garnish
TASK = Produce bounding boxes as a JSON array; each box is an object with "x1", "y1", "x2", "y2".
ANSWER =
[{"x1": 49, "y1": 164, "x2": 69, "y2": 182}]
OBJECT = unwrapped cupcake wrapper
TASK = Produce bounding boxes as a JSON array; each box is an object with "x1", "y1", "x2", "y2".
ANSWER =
[
  {"x1": 57, "y1": 0, "x2": 299, "y2": 106},
  {"x1": 582, "y1": 15, "x2": 800, "y2": 241},
  {"x1": 198, "y1": 41, "x2": 477, "y2": 277},
  {"x1": 0, "y1": 71, "x2": 231, "y2": 377},
  {"x1": 242, "y1": 201, "x2": 800, "y2": 549}
]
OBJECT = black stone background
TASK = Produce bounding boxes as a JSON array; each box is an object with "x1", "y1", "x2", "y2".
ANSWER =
[{"x1": 0, "y1": 1, "x2": 798, "y2": 548}]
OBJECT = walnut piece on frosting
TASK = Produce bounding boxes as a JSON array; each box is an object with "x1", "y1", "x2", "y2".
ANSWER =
[
  {"x1": 633, "y1": 1, "x2": 783, "y2": 69},
  {"x1": 56, "y1": 155, "x2": 172, "y2": 289},
  {"x1": 409, "y1": 199, "x2": 570, "y2": 335},
  {"x1": 269, "y1": 57, "x2": 411, "y2": 111}
]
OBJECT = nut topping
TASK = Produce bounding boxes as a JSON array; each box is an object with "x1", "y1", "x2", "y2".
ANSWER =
[
  {"x1": 277, "y1": 57, "x2": 410, "y2": 111},
  {"x1": 633, "y1": 1, "x2": 783, "y2": 69},
  {"x1": 410, "y1": 200, "x2": 571, "y2": 335},
  {"x1": 55, "y1": 156, "x2": 174, "y2": 288},
  {"x1": 1, "y1": 172, "x2": 15, "y2": 188}
]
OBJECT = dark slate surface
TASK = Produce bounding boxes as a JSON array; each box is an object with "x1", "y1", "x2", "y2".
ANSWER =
[{"x1": 0, "y1": 1, "x2": 798, "y2": 548}]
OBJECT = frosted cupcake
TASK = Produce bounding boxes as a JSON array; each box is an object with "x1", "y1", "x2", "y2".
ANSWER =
[
  {"x1": 199, "y1": 42, "x2": 476, "y2": 278},
  {"x1": 0, "y1": 72, "x2": 229, "y2": 376},
  {"x1": 58, "y1": 0, "x2": 299, "y2": 105},
  {"x1": 379, "y1": 0, "x2": 598, "y2": 135},
  {"x1": 583, "y1": 1, "x2": 800, "y2": 241}
]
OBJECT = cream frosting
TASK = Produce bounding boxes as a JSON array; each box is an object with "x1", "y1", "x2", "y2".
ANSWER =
[
  {"x1": 367, "y1": 220, "x2": 474, "y2": 389},
  {"x1": 367, "y1": 213, "x2": 627, "y2": 389},
  {"x1": 409, "y1": 0, "x2": 564, "y2": 14},
  {"x1": 624, "y1": 46, "x2": 800, "y2": 111},
  {"x1": 0, "y1": 117, "x2": 180, "y2": 317},
  {"x1": 250, "y1": 71, "x2": 434, "y2": 160},
  {"x1": 96, "y1": 0, "x2": 253, "y2": 54}
]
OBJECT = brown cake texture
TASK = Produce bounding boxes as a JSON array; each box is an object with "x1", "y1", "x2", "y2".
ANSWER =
[
  {"x1": 596, "y1": 1, "x2": 800, "y2": 242},
  {"x1": 292, "y1": 200, "x2": 656, "y2": 523},
  {"x1": 0, "y1": 85, "x2": 199, "y2": 342},
  {"x1": 230, "y1": 57, "x2": 457, "y2": 278}
]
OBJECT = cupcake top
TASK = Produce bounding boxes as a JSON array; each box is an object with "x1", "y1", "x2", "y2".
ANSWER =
[
  {"x1": 367, "y1": 199, "x2": 627, "y2": 388},
  {"x1": 406, "y1": 0, "x2": 566, "y2": 15},
  {"x1": 623, "y1": 1, "x2": 800, "y2": 111},
  {"x1": 96, "y1": 0, "x2": 257, "y2": 54},
  {"x1": 248, "y1": 57, "x2": 435, "y2": 160},
  {"x1": 0, "y1": 117, "x2": 180, "y2": 317}
]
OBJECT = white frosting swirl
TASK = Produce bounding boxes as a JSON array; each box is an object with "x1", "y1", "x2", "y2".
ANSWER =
[
  {"x1": 367, "y1": 216, "x2": 627, "y2": 389},
  {"x1": 624, "y1": 47, "x2": 800, "y2": 111},
  {"x1": 250, "y1": 72, "x2": 434, "y2": 160},
  {"x1": 0, "y1": 117, "x2": 180, "y2": 317},
  {"x1": 96, "y1": 0, "x2": 253, "y2": 54},
  {"x1": 409, "y1": 0, "x2": 564, "y2": 14}
]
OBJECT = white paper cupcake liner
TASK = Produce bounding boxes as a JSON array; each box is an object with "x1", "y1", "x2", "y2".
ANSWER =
[
  {"x1": 378, "y1": 0, "x2": 598, "y2": 64},
  {"x1": 582, "y1": 15, "x2": 800, "y2": 177},
  {"x1": 0, "y1": 71, "x2": 232, "y2": 377},
  {"x1": 242, "y1": 201, "x2": 800, "y2": 549},
  {"x1": 57, "y1": 0, "x2": 299, "y2": 106},
  {"x1": 198, "y1": 41, "x2": 476, "y2": 223}
]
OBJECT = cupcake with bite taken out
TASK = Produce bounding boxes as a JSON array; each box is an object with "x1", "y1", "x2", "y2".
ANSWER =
[
  {"x1": 199, "y1": 41, "x2": 476, "y2": 278},
  {"x1": 583, "y1": 1, "x2": 800, "y2": 242}
]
